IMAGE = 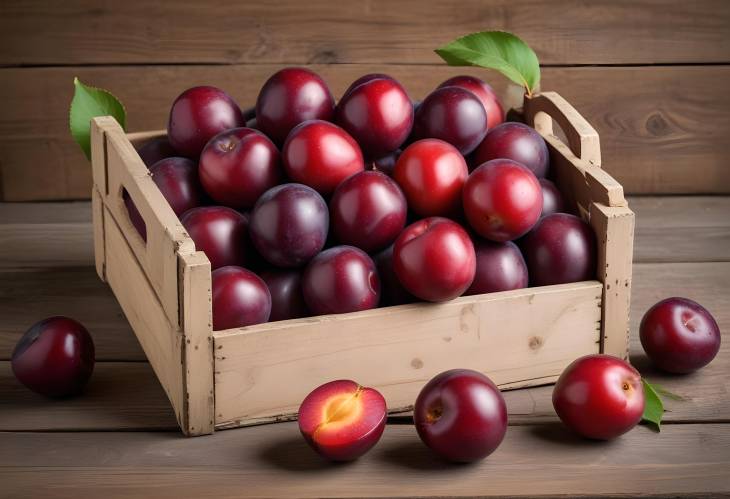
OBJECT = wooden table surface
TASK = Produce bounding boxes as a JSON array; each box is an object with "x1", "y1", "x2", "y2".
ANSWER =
[{"x1": 1, "y1": 197, "x2": 729, "y2": 498}]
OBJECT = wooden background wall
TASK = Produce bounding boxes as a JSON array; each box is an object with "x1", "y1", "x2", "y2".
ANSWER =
[{"x1": 1, "y1": 0, "x2": 729, "y2": 201}]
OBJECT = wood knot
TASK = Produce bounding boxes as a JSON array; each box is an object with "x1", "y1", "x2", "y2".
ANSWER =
[
  {"x1": 529, "y1": 336, "x2": 544, "y2": 350},
  {"x1": 646, "y1": 113, "x2": 670, "y2": 137},
  {"x1": 411, "y1": 358, "x2": 424, "y2": 369}
]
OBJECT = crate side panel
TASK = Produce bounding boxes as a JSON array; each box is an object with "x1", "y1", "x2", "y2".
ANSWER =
[
  {"x1": 104, "y1": 205, "x2": 185, "y2": 429},
  {"x1": 213, "y1": 282, "x2": 602, "y2": 427},
  {"x1": 104, "y1": 126, "x2": 194, "y2": 329}
]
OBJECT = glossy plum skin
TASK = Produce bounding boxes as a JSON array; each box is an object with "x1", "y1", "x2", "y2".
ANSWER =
[
  {"x1": 473, "y1": 122, "x2": 550, "y2": 178},
  {"x1": 180, "y1": 206, "x2": 248, "y2": 270},
  {"x1": 302, "y1": 246, "x2": 380, "y2": 315},
  {"x1": 465, "y1": 240, "x2": 528, "y2": 295},
  {"x1": 414, "y1": 86, "x2": 488, "y2": 155},
  {"x1": 11, "y1": 317, "x2": 95, "y2": 397},
  {"x1": 125, "y1": 157, "x2": 204, "y2": 241},
  {"x1": 330, "y1": 171, "x2": 407, "y2": 253},
  {"x1": 539, "y1": 178, "x2": 566, "y2": 218},
  {"x1": 553, "y1": 355, "x2": 644, "y2": 440},
  {"x1": 259, "y1": 269, "x2": 309, "y2": 321},
  {"x1": 199, "y1": 127, "x2": 282, "y2": 209},
  {"x1": 414, "y1": 369, "x2": 507, "y2": 462},
  {"x1": 374, "y1": 245, "x2": 416, "y2": 306},
  {"x1": 393, "y1": 139, "x2": 468, "y2": 217},
  {"x1": 336, "y1": 77, "x2": 413, "y2": 159},
  {"x1": 167, "y1": 86, "x2": 244, "y2": 158},
  {"x1": 249, "y1": 183, "x2": 329, "y2": 268},
  {"x1": 283, "y1": 120, "x2": 365, "y2": 195},
  {"x1": 255, "y1": 67, "x2": 335, "y2": 145},
  {"x1": 438, "y1": 75, "x2": 505, "y2": 130},
  {"x1": 299, "y1": 380, "x2": 387, "y2": 461},
  {"x1": 640, "y1": 297, "x2": 721, "y2": 373},
  {"x1": 211, "y1": 266, "x2": 271, "y2": 330},
  {"x1": 463, "y1": 159, "x2": 543, "y2": 242},
  {"x1": 520, "y1": 213, "x2": 596, "y2": 286},
  {"x1": 342, "y1": 73, "x2": 394, "y2": 98},
  {"x1": 393, "y1": 217, "x2": 476, "y2": 302},
  {"x1": 136, "y1": 136, "x2": 177, "y2": 167}
]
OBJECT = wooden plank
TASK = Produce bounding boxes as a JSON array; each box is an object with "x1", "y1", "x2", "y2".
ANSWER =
[
  {"x1": 2, "y1": 423, "x2": 729, "y2": 498},
  {"x1": 103, "y1": 205, "x2": 185, "y2": 428},
  {"x1": 0, "y1": 267, "x2": 143, "y2": 361},
  {"x1": 0, "y1": 262, "x2": 727, "y2": 431},
  {"x1": 214, "y1": 282, "x2": 603, "y2": 428},
  {"x1": 179, "y1": 251, "x2": 215, "y2": 436},
  {"x1": 632, "y1": 196, "x2": 730, "y2": 263},
  {"x1": 2, "y1": 0, "x2": 729, "y2": 66},
  {"x1": 3, "y1": 65, "x2": 728, "y2": 201},
  {"x1": 0, "y1": 361, "x2": 177, "y2": 431}
]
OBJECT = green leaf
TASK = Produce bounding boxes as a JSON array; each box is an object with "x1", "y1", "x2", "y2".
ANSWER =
[
  {"x1": 435, "y1": 31, "x2": 540, "y2": 95},
  {"x1": 69, "y1": 77, "x2": 126, "y2": 160},
  {"x1": 642, "y1": 379, "x2": 664, "y2": 432},
  {"x1": 652, "y1": 383, "x2": 686, "y2": 402}
]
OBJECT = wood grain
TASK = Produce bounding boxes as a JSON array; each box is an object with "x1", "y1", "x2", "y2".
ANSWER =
[
  {"x1": 2, "y1": 0, "x2": 729, "y2": 66},
  {"x1": 0, "y1": 267, "x2": 142, "y2": 361},
  {"x1": 3, "y1": 64, "x2": 728, "y2": 201},
  {"x1": 2, "y1": 423, "x2": 729, "y2": 498},
  {"x1": 0, "y1": 361, "x2": 177, "y2": 431},
  {"x1": 214, "y1": 282, "x2": 602, "y2": 428}
]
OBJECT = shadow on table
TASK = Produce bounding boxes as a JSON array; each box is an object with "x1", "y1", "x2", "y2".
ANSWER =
[
  {"x1": 258, "y1": 434, "x2": 354, "y2": 472},
  {"x1": 528, "y1": 422, "x2": 616, "y2": 448},
  {"x1": 379, "y1": 440, "x2": 479, "y2": 471}
]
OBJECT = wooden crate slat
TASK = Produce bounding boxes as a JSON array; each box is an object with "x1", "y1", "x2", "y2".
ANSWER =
[
  {"x1": 102, "y1": 205, "x2": 186, "y2": 429},
  {"x1": 213, "y1": 281, "x2": 602, "y2": 428}
]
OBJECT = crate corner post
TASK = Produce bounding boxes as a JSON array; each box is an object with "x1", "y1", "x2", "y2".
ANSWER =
[{"x1": 179, "y1": 251, "x2": 215, "y2": 436}]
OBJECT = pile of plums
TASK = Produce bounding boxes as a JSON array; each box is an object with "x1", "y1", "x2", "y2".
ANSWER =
[{"x1": 131, "y1": 67, "x2": 598, "y2": 331}]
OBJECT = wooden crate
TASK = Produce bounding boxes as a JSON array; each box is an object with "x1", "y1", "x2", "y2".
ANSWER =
[{"x1": 90, "y1": 91, "x2": 634, "y2": 436}]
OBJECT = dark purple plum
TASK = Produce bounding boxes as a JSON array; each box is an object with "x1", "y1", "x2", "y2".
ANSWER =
[
  {"x1": 520, "y1": 213, "x2": 596, "y2": 286},
  {"x1": 335, "y1": 76, "x2": 413, "y2": 159},
  {"x1": 136, "y1": 136, "x2": 177, "y2": 167},
  {"x1": 211, "y1": 266, "x2": 271, "y2": 330},
  {"x1": 167, "y1": 86, "x2": 244, "y2": 158},
  {"x1": 11, "y1": 316, "x2": 95, "y2": 397},
  {"x1": 330, "y1": 171, "x2": 407, "y2": 254},
  {"x1": 302, "y1": 246, "x2": 380, "y2": 315},
  {"x1": 374, "y1": 245, "x2": 416, "y2": 306},
  {"x1": 640, "y1": 297, "x2": 721, "y2": 373},
  {"x1": 199, "y1": 127, "x2": 282, "y2": 209},
  {"x1": 473, "y1": 122, "x2": 550, "y2": 178},
  {"x1": 372, "y1": 149, "x2": 401, "y2": 176},
  {"x1": 437, "y1": 76, "x2": 505, "y2": 130},
  {"x1": 414, "y1": 86, "x2": 488, "y2": 155},
  {"x1": 465, "y1": 240, "x2": 528, "y2": 295},
  {"x1": 125, "y1": 157, "x2": 204, "y2": 241},
  {"x1": 181, "y1": 206, "x2": 248, "y2": 270},
  {"x1": 255, "y1": 67, "x2": 335, "y2": 145},
  {"x1": 249, "y1": 183, "x2": 329, "y2": 268},
  {"x1": 539, "y1": 178, "x2": 566, "y2": 218},
  {"x1": 259, "y1": 269, "x2": 309, "y2": 321}
]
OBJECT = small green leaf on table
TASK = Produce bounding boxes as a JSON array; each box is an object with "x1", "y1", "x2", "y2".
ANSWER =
[
  {"x1": 642, "y1": 379, "x2": 664, "y2": 432},
  {"x1": 435, "y1": 31, "x2": 540, "y2": 96},
  {"x1": 69, "y1": 78, "x2": 126, "y2": 160}
]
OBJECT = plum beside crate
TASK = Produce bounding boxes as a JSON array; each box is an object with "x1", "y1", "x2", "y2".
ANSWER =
[{"x1": 89, "y1": 90, "x2": 634, "y2": 436}]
